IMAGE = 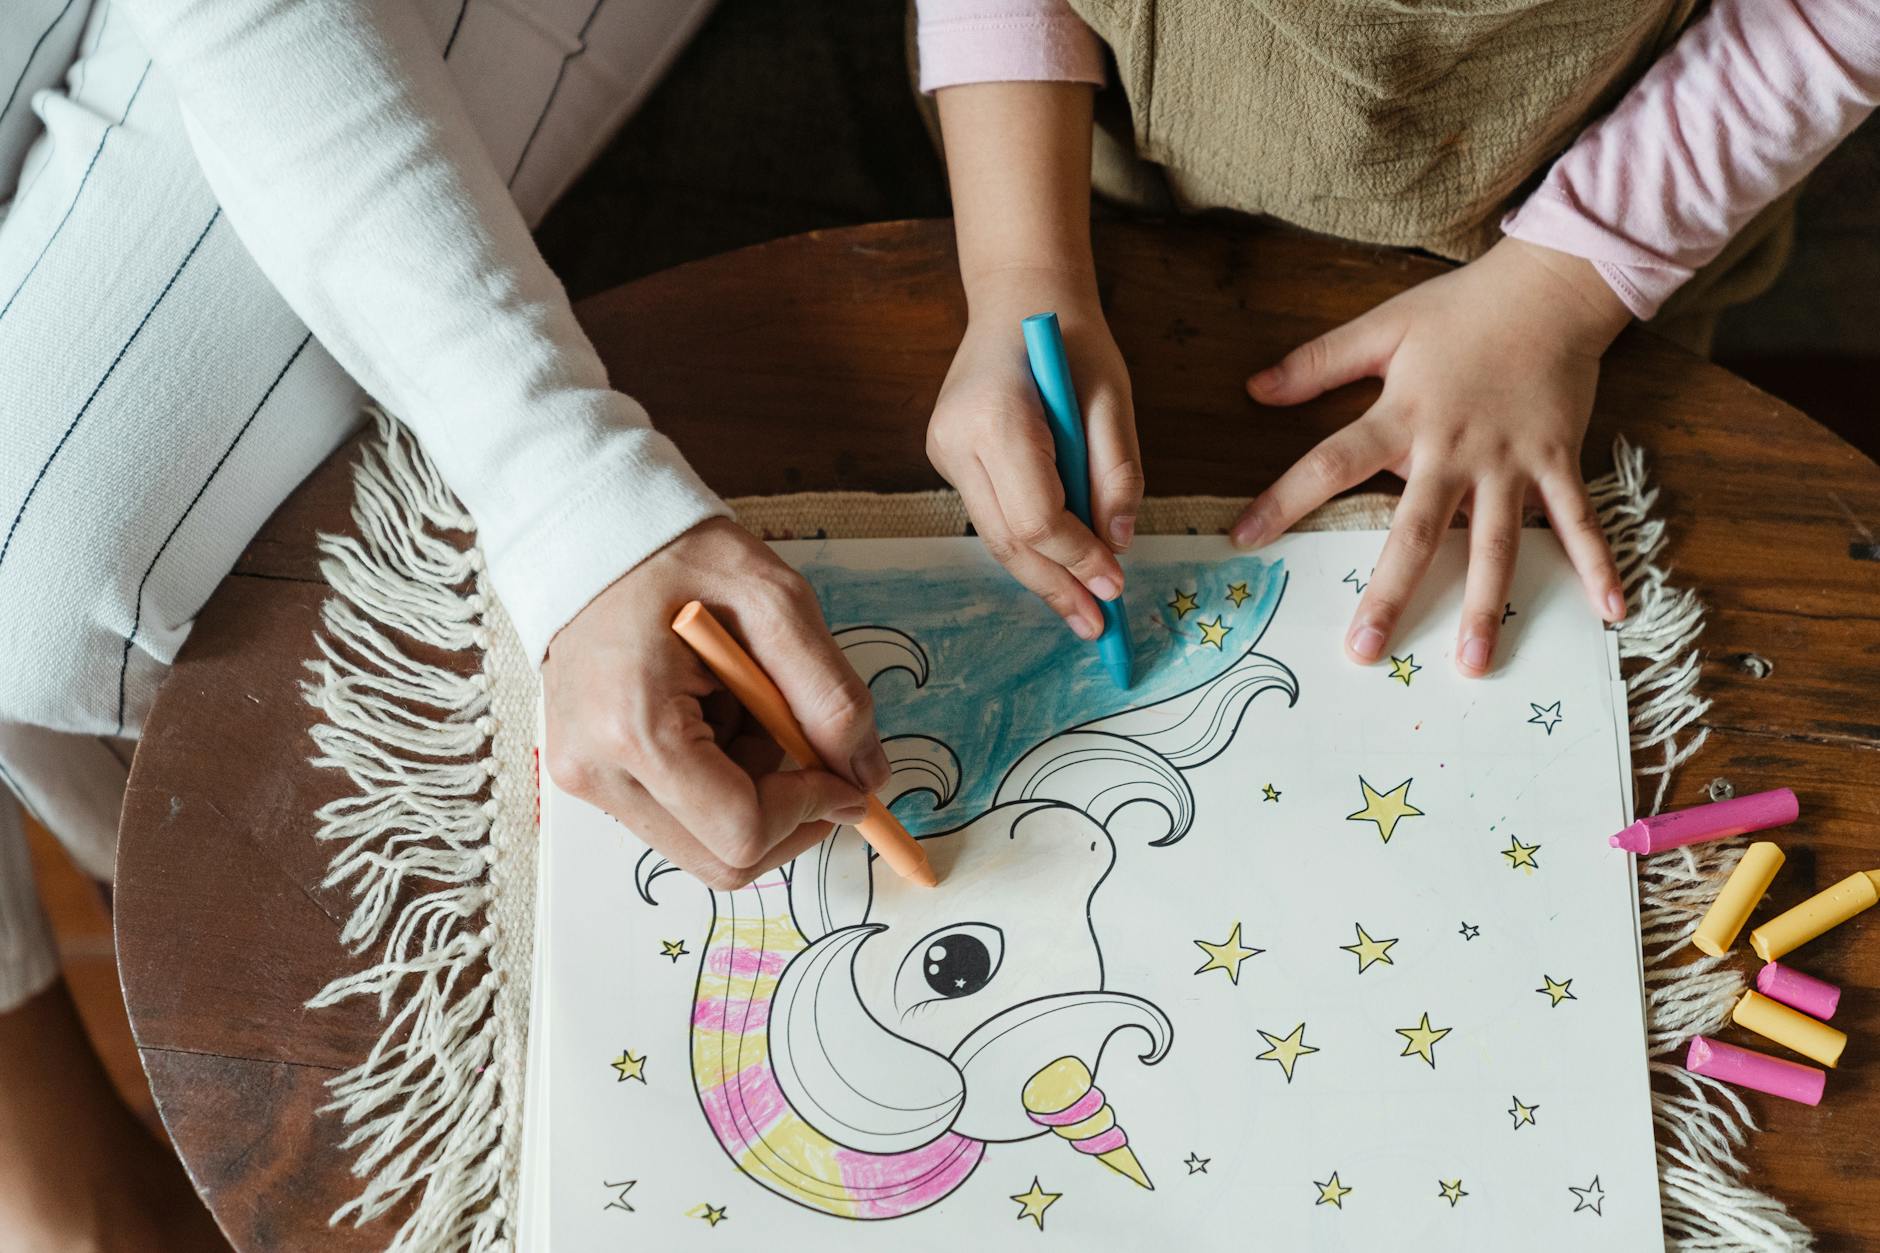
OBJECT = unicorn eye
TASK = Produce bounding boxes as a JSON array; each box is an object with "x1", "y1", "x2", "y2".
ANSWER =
[{"x1": 895, "y1": 923, "x2": 1004, "y2": 1009}]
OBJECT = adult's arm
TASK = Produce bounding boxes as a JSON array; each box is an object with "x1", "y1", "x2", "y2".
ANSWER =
[
  {"x1": 120, "y1": 0, "x2": 729, "y2": 661},
  {"x1": 1503, "y1": 0, "x2": 1880, "y2": 319},
  {"x1": 916, "y1": 0, "x2": 1104, "y2": 92}
]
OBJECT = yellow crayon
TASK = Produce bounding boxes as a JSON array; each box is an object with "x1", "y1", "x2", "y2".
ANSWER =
[
  {"x1": 1732, "y1": 989, "x2": 1847, "y2": 1069},
  {"x1": 1022, "y1": 1056, "x2": 1153, "y2": 1190},
  {"x1": 1749, "y1": 870, "x2": 1880, "y2": 961},
  {"x1": 1692, "y1": 842, "x2": 1785, "y2": 957}
]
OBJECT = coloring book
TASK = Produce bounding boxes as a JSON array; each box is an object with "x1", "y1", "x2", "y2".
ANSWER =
[{"x1": 519, "y1": 531, "x2": 1661, "y2": 1250}]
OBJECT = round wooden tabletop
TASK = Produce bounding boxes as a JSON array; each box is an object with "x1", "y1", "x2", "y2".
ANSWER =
[{"x1": 115, "y1": 219, "x2": 1880, "y2": 1250}]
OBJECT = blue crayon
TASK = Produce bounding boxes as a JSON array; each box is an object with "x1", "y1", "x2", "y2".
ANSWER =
[{"x1": 1021, "y1": 312, "x2": 1135, "y2": 690}]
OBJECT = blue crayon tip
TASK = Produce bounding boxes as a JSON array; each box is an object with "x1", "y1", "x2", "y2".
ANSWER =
[{"x1": 1097, "y1": 608, "x2": 1135, "y2": 690}]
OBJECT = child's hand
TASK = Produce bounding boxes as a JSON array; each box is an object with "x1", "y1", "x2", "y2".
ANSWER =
[
  {"x1": 927, "y1": 276, "x2": 1141, "y2": 641},
  {"x1": 1235, "y1": 237, "x2": 1633, "y2": 675}
]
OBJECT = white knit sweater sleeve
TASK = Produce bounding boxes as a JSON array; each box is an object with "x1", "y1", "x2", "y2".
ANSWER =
[{"x1": 121, "y1": 0, "x2": 730, "y2": 661}]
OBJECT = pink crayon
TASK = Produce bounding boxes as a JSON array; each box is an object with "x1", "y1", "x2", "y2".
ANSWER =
[
  {"x1": 1609, "y1": 787, "x2": 1798, "y2": 854},
  {"x1": 1685, "y1": 1035, "x2": 1825, "y2": 1106},
  {"x1": 1756, "y1": 962, "x2": 1842, "y2": 1022}
]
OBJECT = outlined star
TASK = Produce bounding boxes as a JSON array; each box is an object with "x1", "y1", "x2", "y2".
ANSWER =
[
  {"x1": 1458, "y1": 922, "x2": 1481, "y2": 941},
  {"x1": 1342, "y1": 568, "x2": 1369, "y2": 595},
  {"x1": 1501, "y1": 835, "x2": 1541, "y2": 870},
  {"x1": 1315, "y1": 1172, "x2": 1353, "y2": 1208},
  {"x1": 1226, "y1": 581, "x2": 1252, "y2": 607},
  {"x1": 1197, "y1": 615, "x2": 1232, "y2": 649},
  {"x1": 1168, "y1": 589, "x2": 1200, "y2": 618},
  {"x1": 690, "y1": 1203, "x2": 728, "y2": 1227},
  {"x1": 603, "y1": 1180, "x2": 636, "y2": 1213},
  {"x1": 1569, "y1": 1176, "x2": 1605, "y2": 1216},
  {"x1": 1347, "y1": 776, "x2": 1424, "y2": 843},
  {"x1": 1508, "y1": 1096, "x2": 1539, "y2": 1129},
  {"x1": 1438, "y1": 1179, "x2": 1468, "y2": 1207},
  {"x1": 1011, "y1": 1177, "x2": 1060, "y2": 1229},
  {"x1": 1387, "y1": 654, "x2": 1422, "y2": 686},
  {"x1": 609, "y1": 1050, "x2": 647, "y2": 1083},
  {"x1": 1194, "y1": 922, "x2": 1263, "y2": 984},
  {"x1": 1395, "y1": 1012, "x2": 1452, "y2": 1068},
  {"x1": 659, "y1": 939, "x2": 688, "y2": 962},
  {"x1": 1339, "y1": 923, "x2": 1398, "y2": 973},
  {"x1": 1185, "y1": 1153, "x2": 1210, "y2": 1175},
  {"x1": 1502, "y1": 602, "x2": 1517, "y2": 624},
  {"x1": 1528, "y1": 701, "x2": 1564, "y2": 734},
  {"x1": 1262, "y1": 783, "x2": 1281, "y2": 802},
  {"x1": 1537, "y1": 975, "x2": 1578, "y2": 1007},
  {"x1": 1256, "y1": 1022, "x2": 1320, "y2": 1082}
]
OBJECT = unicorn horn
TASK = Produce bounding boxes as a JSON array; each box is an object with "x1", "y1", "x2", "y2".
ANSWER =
[{"x1": 1021, "y1": 1056, "x2": 1153, "y2": 1190}]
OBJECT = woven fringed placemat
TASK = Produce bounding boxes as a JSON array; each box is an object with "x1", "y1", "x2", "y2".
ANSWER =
[{"x1": 299, "y1": 410, "x2": 1811, "y2": 1251}]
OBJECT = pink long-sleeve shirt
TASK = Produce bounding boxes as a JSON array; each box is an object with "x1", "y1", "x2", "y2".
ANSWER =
[{"x1": 918, "y1": 0, "x2": 1880, "y2": 320}]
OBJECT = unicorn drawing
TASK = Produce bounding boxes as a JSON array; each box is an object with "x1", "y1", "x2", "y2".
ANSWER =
[{"x1": 635, "y1": 586, "x2": 1299, "y2": 1220}]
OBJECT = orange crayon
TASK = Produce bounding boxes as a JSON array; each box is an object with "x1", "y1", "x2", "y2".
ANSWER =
[{"x1": 671, "y1": 600, "x2": 938, "y2": 887}]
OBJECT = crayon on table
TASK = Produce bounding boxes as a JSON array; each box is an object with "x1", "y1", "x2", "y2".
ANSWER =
[
  {"x1": 1691, "y1": 841, "x2": 1785, "y2": 957},
  {"x1": 1608, "y1": 787, "x2": 1798, "y2": 854},
  {"x1": 670, "y1": 601, "x2": 938, "y2": 888},
  {"x1": 1022, "y1": 312, "x2": 1135, "y2": 690},
  {"x1": 1748, "y1": 869, "x2": 1880, "y2": 961},
  {"x1": 1684, "y1": 1036, "x2": 1826, "y2": 1106},
  {"x1": 1731, "y1": 989, "x2": 1847, "y2": 1068},
  {"x1": 1756, "y1": 962, "x2": 1842, "y2": 1022}
]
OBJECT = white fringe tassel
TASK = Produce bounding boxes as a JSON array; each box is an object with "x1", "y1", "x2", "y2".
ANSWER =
[
  {"x1": 303, "y1": 410, "x2": 509, "y2": 1252},
  {"x1": 303, "y1": 421, "x2": 1808, "y2": 1250},
  {"x1": 1596, "y1": 439, "x2": 1812, "y2": 1251}
]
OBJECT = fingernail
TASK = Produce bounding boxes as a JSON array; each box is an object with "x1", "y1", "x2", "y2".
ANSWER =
[
  {"x1": 1460, "y1": 636, "x2": 1491, "y2": 671},
  {"x1": 1250, "y1": 367, "x2": 1280, "y2": 395},
  {"x1": 1605, "y1": 589, "x2": 1627, "y2": 621},
  {"x1": 1089, "y1": 574, "x2": 1121, "y2": 601},
  {"x1": 852, "y1": 742, "x2": 890, "y2": 792},
  {"x1": 1070, "y1": 614, "x2": 1100, "y2": 641},
  {"x1": 1231, "y1": 512, "x2": 1266, "y2": 549},
  {"x1": 831, "y1": 802, "x2": 869, "y2": 824},
  {"x1": 1110, "y1": 515, "x2": 1136, "y2": 549},
  {"x1": 1349, "y1": 625, "x2": 1386, "y2": 661}
]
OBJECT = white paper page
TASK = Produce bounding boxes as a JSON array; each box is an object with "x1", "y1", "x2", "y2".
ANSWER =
[{"x1": 529, "y1": 530, "x2": 1659, "y2": 1250}]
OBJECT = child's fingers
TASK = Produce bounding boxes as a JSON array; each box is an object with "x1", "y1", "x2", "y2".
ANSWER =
[
  {"x1": 1455, "y1": 479, "x2": 1525, "y2": 676},
  {"x1": 957, "y1": 466, "x2": 1105, "y2": 639},
  {"x1": 1085, "y1": 384, "x2": 1144, "y2": 552},
  {"x1": 1348, "y1": 472, "x2": 1467, "y2": 664},
  {"x1": 1247, "y1": 309, "x2": 1399, "y2": 407},
  {"x1": 1536, "y1": 467, "x2": 1626, "y2": 622},
  {"x1": 980, "y1": 444, "x2": 1126, "y2": 600},
  {"x1": 1231, "y1": 418, "x2": 1395, "y2": 548}
]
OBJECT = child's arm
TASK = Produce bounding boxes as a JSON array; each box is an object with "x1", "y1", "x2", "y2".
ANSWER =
[
  {"x1": 1238, "y1": 0, "x2": 1877, "y2": 678},
  {"x1": 921, "y1": 6, "x2": 1139, "y2": 642}
]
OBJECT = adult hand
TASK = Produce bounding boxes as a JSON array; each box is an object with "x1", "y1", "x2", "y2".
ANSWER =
[
  {"x1": 1235, "y1": 237, "x2": 1633, "y2": 675},
  {"x1": 926, "y1": 272, "x2": 1142, "y2": 640},
  {"x1": 542, "y1": 518, "x2": 888, "y2": 889}
]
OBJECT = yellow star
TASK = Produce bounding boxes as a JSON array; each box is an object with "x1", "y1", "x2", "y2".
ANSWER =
[
  {"x1": 1262, "y1": 783, "x2": 1281, "y2": 802},
  {"x1": 1537, "y1": 974, "x2": 1577, "y2": 1007},
  {"x1": 1387, "y1": 654, "x2": 1421, "y2": 686},
  {"x1": 1010, "y1": 1177, "x2": 1060, "y2": 1230},
  {"x1": 1339, "y1": 923, "x2": 1397, "y2": 973},
  {"x1": 1438, "y1": 1178, "x2": 1468, "y2": 1207},
  {"x1": 1256, "y1": 1022, "x2": 1319, "y2": 1083},
  {"x1": 1168, "y1": 589, "x2": 1199, "y2": 618},
  {"x1": 1501, "y1": 835, "x2": 1541, "y2": 870},
  {"x1": 1395, "y1": 1012, "x2": 1451, "y2": 1069},
  {"x1": 659, "y1": 939, "x2": 688, "y2": 962},
  {"x1": 1346, "y1": 776, "x2": 1423, "y2": 843},
  {"x1": 690, "y1": 1203, "x2": 728, "y2": 1227},
  {"x1": 1315, "y1": 1172, "x2": 1353, "y2": 1208},
  {"x1": 609, "y1": 1049, "x2": 647, "y2": 1083},
  {"x1": 1508, "y1": 1096, "x2": 1539, "y2": 1128},
  {"x1": 1193, "y1": 922, "x2": 1263, "y2": 984},
  {"x1": 1225, "y1": 581, "x2": 1251, "y2": 607},
  {"x1": 1196, "y1": 615, "x2": 1232, "y2": 649}
]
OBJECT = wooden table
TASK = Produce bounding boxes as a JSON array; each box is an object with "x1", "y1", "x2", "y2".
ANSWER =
[{"x1": 114, "y1": 219, "x2": 1880, "y2": 1249}]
